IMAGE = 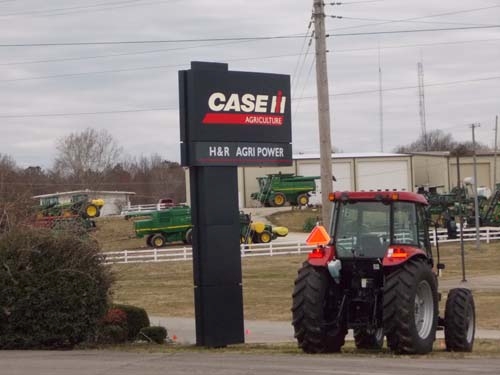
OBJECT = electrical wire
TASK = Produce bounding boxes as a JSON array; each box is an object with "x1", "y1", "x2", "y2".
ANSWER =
[
  {"x1": 2, "y1": 75, "x2": 498, "y2": 119},
  {"x1": 1, "y1": 24, "x2": 498, "y2": 49}
]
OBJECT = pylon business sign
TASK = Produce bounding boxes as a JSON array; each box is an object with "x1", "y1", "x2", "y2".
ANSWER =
[
  {"x1": 178, "y1": 61, "x2": 292, "y2": 348},
  {"x1": 179, "y1": 61, "x2": 292, "y2": 166}
]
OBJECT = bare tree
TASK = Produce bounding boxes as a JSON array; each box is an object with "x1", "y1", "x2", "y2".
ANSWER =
[
  {"x1": 394, "y1": 129, "x2": 490, "y2": 154},
  {"x1": 53, "y1": 128, "x2": 123, "y2": 188}
]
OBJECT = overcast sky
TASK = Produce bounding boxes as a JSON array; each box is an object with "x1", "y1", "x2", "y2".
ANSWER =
[{"x1": 1, "y1": 0, "x2": 499, "y2": 168}]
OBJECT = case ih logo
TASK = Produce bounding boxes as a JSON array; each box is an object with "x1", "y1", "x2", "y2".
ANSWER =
[{"x1": 202, "y1": 91, "x2": 286, "y2": 126}]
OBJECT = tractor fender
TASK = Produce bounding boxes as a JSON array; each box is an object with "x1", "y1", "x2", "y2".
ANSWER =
[{"x1": 382, "y1": 245, "x2": 428, "y2": 267}]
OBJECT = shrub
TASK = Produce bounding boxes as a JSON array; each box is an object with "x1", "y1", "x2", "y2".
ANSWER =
[
  {"x1": 0, "y1": 226, "x2": 113, "y2": 349},
  {"x1": 112, "y1": 304, "x2": 150, "y2": 340},
  {"x1": 98, "y1": 324, "x2": 128, "y2": 344},
  {"x1": 102, "y1": 308, "x2": 128, "y2": 328},
  {"x1": 138, "y1": 326, "x2": 167, "y2": 344},
  {"x1": 303, "y1": 217, "x2": 318, "y2": 232}
]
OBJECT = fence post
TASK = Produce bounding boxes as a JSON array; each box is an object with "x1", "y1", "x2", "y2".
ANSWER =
[
  {"x1": 154, "y1": 248, "x2": 158, "y2": 262},
  {"x1": 431, "y1": 230, "x2": 437, "y2": 246},
  {"x1": 486, "y1": 227, "x2": 490, "y2": 244},
  {"x1": 270, "y1": 242, "x2": 273, "y2": 256},
  {"x1": 124, "y1": 250, "x2": 128, "y2": 263}
]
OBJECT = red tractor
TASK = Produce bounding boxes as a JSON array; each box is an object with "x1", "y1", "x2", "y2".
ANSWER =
[{"x1": 292, "y1": 191, "x2": 475, "y2": 354}]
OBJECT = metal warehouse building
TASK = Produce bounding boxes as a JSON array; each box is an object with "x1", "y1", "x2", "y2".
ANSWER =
[
  {"x1": 238, "y1": 152, "x2": 413, "y2": 208},
  {"x1": 185, "y1": 151, "x2": 499, "y2": 208}
]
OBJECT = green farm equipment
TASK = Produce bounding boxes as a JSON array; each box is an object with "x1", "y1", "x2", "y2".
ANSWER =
[
  {"x1": 239, "y1": 211, "x2": 288, "y2": 244},
  {"x1": 36, "y1": 194, "x2": 104, "y2": 220},
  {"x1": 134, "y1": 205, "x2": 193, "y2": 248},
  {"x1": 250, "y1": 173, "x2": 319, "y2": 207},
  {"x1": 134, "y1": 206, "x2": 289, "y2": 247}
]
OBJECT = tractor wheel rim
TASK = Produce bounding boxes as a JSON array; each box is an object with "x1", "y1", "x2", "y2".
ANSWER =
[
  {"x1": 87, "y1": 206, "x2": 97, "y2": 217},
  {"x1": 275, "y1": 196, "x2": 284, "y2": 205},
  {"x1": 299, "y1": 196, "x2": 307, "y2": 205},
  {"x1": 154, "y1": 238, "x2": 163, "y2": 247},
  {"x1": 262, "y1": 233, "x2": 271, "y2": 242},
  {"x1": 414, "y1": 280, "x2": 434, "y2": 339}
]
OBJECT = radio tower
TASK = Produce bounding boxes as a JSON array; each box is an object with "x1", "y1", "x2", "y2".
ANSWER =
[{"x1": 417, "y1": 60, "x2": 428, "y2": 151}]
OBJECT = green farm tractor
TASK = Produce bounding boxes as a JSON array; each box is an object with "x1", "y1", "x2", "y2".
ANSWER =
[
  {"x1": 239, "y1": 211, "x2": 289, "y2": 244},
  {"x1": 36, "y1": 194, "x2": 104, "y2": 220},
  {"x1": 250, "y1": 173, "x2": 319, "y2": 207}
]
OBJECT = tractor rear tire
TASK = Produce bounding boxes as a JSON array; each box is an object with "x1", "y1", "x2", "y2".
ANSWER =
[
  {"x1": 151, "y1": 234, "x2": 166, "y2": 248},
  {"x1": 184, "y1": 228, "x2": 193, "y2": 245},
  {"x1": 83, "y1": 203, "x2": 99, "y2": 219},
  {"x1": 383, "y1": 258, "x2": 438, "y2": 354},
  {"x1": 444, "y1": 288, "x2": 475, "y2": 352},
  {"x1": 271, "y1": 193, "x2": 286, "y2": 207},
  {"x1": 297, "y1": 193, "x2": 309, "y2": 207},
  {"x1": 292, "y1": 262, "x2": 347, "y2": 353},
  {"x1": 354, "y1": 327, "x2": 384, "y2": 350}
]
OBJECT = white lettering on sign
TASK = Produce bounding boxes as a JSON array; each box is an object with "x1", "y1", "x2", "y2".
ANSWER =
[
  {"x1": 207, "y1": 91, "x2": 286, "y2": 114},
  {"x1": 257, "y1": 147, "x2": 284, "y2": 158},
  {"x1": 236, "y1": 146, "x2": 256, "y2": 157}
]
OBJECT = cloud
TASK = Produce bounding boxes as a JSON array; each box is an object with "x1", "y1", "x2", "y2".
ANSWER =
[{"x1": 1, "y1": 0, "x2": 499, "y2": 168}]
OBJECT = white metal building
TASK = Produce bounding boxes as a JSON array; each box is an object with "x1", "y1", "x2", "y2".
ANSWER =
[{"x1": 238, "y1": 152, "x2": 413, "y2": 207}]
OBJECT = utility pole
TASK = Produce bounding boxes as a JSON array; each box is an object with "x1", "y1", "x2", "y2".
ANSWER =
[
  {"x1": 471, "y1": 123, "x2": 481, "y2": 250},
  {"x1": 378, "y1": 46, "x2": 384, "y2": 152},
  {"x1": 313, "y1": 0, "x2": 334, "y2": 228},
  {"x1": 494, "y1": 115, "x2": 498, "y2": 192}
]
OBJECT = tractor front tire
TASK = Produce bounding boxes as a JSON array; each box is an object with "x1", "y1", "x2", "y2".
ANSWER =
[
  {"x1": 259, "y1": 230, "x2": 272, "y2": 244},
  {"x1": 292, "y1": 262, "x2": 347, "y2": 353},
  {"x1": 271, "y1": 193, "x2": 286, "y2": 207},
  {"x1": 383, "y1": 258, "x2": 438, "y2": 354},
  {"x1": 146, "y1": 234, "x2": 154, "y2": 247},
  {"x1": 151, "y1": 234, "x2": 166, "y2": 248},
  {"x1": 444, "y1": 288, "x2": 475, "y2": 352},
  {"x1": 354, "y1": 327, "x2": 384, "y2": 350}
]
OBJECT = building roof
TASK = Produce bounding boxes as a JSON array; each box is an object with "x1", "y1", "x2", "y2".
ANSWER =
[
  {"x1": 293, "y1": 152, "x2": 410, "y2": 160},
  {"x1": 32, "y1": 189, "x2": 136, "y2": 199}
]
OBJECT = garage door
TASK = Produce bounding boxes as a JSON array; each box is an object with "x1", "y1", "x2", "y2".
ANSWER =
[{"x1": 356, "y1": 160, "x2": 410, "y2": 191}]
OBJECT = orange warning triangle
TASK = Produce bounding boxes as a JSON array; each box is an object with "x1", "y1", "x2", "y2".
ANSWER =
[{"x1": 306, "y1": 225, "x2": 331, "y2": 245}]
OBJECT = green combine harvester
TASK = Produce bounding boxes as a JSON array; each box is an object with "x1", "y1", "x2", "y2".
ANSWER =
[{"x1": 250, "y1": 173, "x2": 320, "y2": 207}]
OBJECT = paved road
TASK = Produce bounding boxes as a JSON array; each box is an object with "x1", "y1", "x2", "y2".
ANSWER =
[
  {"x1": 2, "y1": 351, "x2": 500, "y2": 375},
  {"x1": 151, "y1": 316, "x2": 500, "y2": 345}
]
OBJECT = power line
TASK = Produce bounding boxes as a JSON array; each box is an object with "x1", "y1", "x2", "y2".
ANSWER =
[
  {"x1": 2, "y1": 36, "x2": 499, "y2": 67},
  {"x1": 331, "y1": 15, "x2": 495, "y2": 28},
  {"x1": 0, "y1": 107, "x2": 176, "y2": 119},
  {"x1": 327, "y1": 4, "x2": 500, "y2": 32},
  {"x1": 294, "y1": 75, "x2": 500, "y2": 100},
  {"x1": 1, "y1": 75, "x2": 499, "y2": 119},
  {"x1": 0, "y1": 34, "x2": 308, "y2": 48},
  {"x1": 0, "y1": 0, "x2": 174, "y2": 18},
  {"x1": 2, "y1": 24, "x2": 498, "y2": 49},
  {"x1": 328, "y1": 25, "x2": 500, "y2": 37}
]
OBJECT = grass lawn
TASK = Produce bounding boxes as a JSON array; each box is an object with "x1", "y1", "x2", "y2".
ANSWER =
[{"x1": 111, "y1": 240, "x2": 500, "y2": 329}]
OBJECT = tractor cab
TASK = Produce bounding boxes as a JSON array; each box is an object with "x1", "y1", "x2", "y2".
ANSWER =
[{"x1": 330, "y1": 191, "x2": 432, "y2": 262}]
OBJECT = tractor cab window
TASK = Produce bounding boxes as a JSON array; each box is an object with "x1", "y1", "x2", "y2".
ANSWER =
[
  {"x1": 334, "y1": 201, "x2": 390, "y2": 258},
  {"x1": 393, "y1": 201, "x2": 419, "y2": 246}
]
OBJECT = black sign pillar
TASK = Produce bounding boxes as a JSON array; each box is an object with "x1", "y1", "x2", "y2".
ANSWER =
[
  {"x1": 179, "y1": 61, "x2": 291, "y2": 347},
  {"x1": 190, "y1": 166, "x2": 243, "y2": 346}
]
